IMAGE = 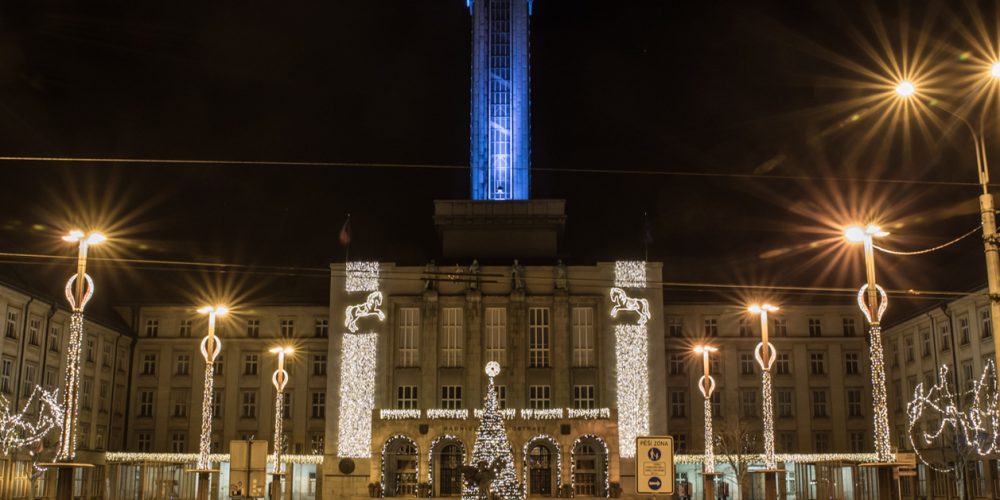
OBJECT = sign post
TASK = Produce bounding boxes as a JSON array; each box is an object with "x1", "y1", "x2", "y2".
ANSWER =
[
  {"x1": 636, "y1": 436, "x2": 675, "y2": 496},
  {"x1": 229, "y1": 440, "x2": 269, "y2": 498}
]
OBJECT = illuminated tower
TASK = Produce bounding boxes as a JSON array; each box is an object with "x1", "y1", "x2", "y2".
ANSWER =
[{"x1": 469, "y1": 0, "x2": 533, "y2": 200}]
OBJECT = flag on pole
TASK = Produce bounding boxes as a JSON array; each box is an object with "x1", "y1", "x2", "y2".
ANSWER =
[{"x1": 339, "y1": 215, "x2": 351, "y2": 247}]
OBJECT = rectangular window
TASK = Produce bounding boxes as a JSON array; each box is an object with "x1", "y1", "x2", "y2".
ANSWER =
[
  {"x1": 963, "y1": 361, "x2": 975, "y2": 391},
  {"x1": 571, "y1": 307, "x2": 595, "y2": 367},
  {"x1": 573, "y1": 385, "x2": 595, "y2": 409},
  {"x1": 441, "y1": 308, "x2": 464, "y2": 368},
  {"x1": 941, "y1": 325, "x2": 952, "y2": 351},
  {"x1": 739, "y1": 352, "x2": 755, "y2": 376},
  {"x1": 674, "y1": 434, "x2": 687, "y2": 453},
  {"x1": 709, "y1": 357, "x2": 721, "y2": 376},
  {"x1": 703, "y1": 318, "x2": 718, "y2": 337},
  {"x1": 314, "y1": 318, "x2": 329, "y2": 338},
  {"x1": 529, "y1": 307, "x2": 551, "y2": 368},
  {"x1": 4, "y1": 310, "x2": 17, "y2": 339},
  {"x1": 845, "y1": 352, "x2": 860, "y2": 375},
  {"x1": 485, "y1": 307, "x2": 507, "y2": 365},
  {"x1": 497, "y1": 385, "x2": 507, "y2": 409},
  {"x1": 808, "y1": 318, "x2": 822, "y2": 337},
  {"x1": 4, "y1": 358, "x2": 17, "y2": 393},
  {"x1": 710, "y1": 391, "x2": 723, "y2": 418},
  {"x1": 904, "y1": 336, "x2": 915, "y2": 362},
  {"x1": 144, "y1": 319, "x2": 158, "y2": 338},
  {"x1": 243, "y1": 354, "x2": 259, "y2": 375},
  {"x1": 668, "y1": 352, "x2": 685, "y2": 375},
  {"x1": 397, "y1": 386, "x2": 418, "y2": 409},
  {"x1": 960, "y1": 316, "x2": 971, "y2": 345},
  {"x1": 670, "y1": 390, "x2": 686, "y2": 418},
  {"x1": 772, "y1": 318, "x2": 787, "y2": 337},
  {"x1": 738, "y1": 318, "x2": 752, "y2": 337},
  {"x1": 172, "y1": 392, "x2": 188, "y2": 418},
  {"x1": 981, "y1": 309, "x2": 992, "y2": 339},
  {"x1": 102, "y1": 343, "x2": 112, "y2": 367},
  {"x1": 48, "y1": 326, "x2": 60, "y2": 352},
  {"x1": 241, "y1": 391, "x2": 257, "y2": 418},
  {"x1": 847, "y1": 389, "x2": 863, "y2": 418},
  {"x1": 247, "y1": 319, "x2": 260, "y2": 338},
  {"x1": 809, "y1": 352, "x2": 826, "y2": 375},
  {"x1": 814, "y1": 432, "x2": 830, "y2": 453},
  {"x1": 171, "y1": 433, "x2": 186, "y2": 453},
  {"x1": 179, "y1": 319, "x2": 192, "y2": 338},
  {"x1": 86, "y1": 337, "x2": 95, "y2": 362},
  {"x1": 529, "y1": 385, "x2": 551, "y2": 409},
  {"x1": 280, "y1": 319, "x2": 295, "y2": 337},
  {"x1": 22, "y1": 364, "x2": 36, "y2": 397},
  {"x1": 282, "y1": 393, "x2": 292, "y2": 419},
  {"x1": 27, "y1": 318, "x2": 40, "y2": 346},
  {"x1": 843, "y1": 318, "x2": 857, "y2": 337},
  {"x1": 95, "y1": 425, "x2": 106, "y2": 451},
  {"x1": 213, "y1": 355, "x2": 224, "y2": 376},
  {"x1": 775, "y1": 353, "x2": 790, "y2": 375},
  {"x1": 667, "y1": 317, "x2": 683, "y2": 338},
  {"x1": 138, "y1": 390, "x2": 154, "y2": 417},
  {"x1": 778, "y1": 433, "x2": 796, "y2": 452},
  {"x1": 811, "y1": 391, "x2": 828, "y2": 417},
  {"x1": 395, "y1": 308, "x2": 420, "y2": 367},
  {"x1": 740, "y1": 390, "x2": 757, "y2": 418},
  {"x1": 312, "y1": 354, "x2": 327, "y2": 376},
  {"x1": 44, "y1": 367, "x2": 56, "y2": 390},
  {"x1": 137, "y1": 431, "x2": 152, "y2": 452},
  {"x1": 776, "y1": 390, "x2": 793, "y2": 418},
  {"x1": 175, "y1": 354, "x2": 191, "y2": 375},
  {"x1": 441, "y1": 385, "x2": 463, "y2": 409},
  {"x1": 141, "y1": 354, "x2": 157, "y2": 375},
  {"x1": 212, "y1": 390, "x2": 223, "y2": 418},
  {"x1": 921, "y1": 329, "x2": 932, "y2": 357},
  {"x1": 850, "y1": 432, "x2": 865, "y2": 452},
  {"x1": 890, "y1": 341, "x2": 899, "y2": 368},
  {"x1": 311, "y1": 434, "x2": 325, "y2": 455}
]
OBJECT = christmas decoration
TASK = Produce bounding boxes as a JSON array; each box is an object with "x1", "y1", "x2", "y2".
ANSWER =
[
  {"x1": 462, "y1": 361, "x2": 523, "y2": 500},
  {"x1": 569, "y1": 434, "x2": 610, "y2": 497},
  {"x1": 610, "y1": 261, "x2": 650, "y2": 459},
  {"x1": 195, "y1": 305, "x2": 227, "y2": 471},
  {"x1": 337, "y1": 262, "x2": 384, "y2": 458},
  {"x1": 0, "y1": 386, "x2": 63, "y2": 456},
  {"x1": 345, "y1": 262, "x2": 380, "y2": 292},
  {"x1": 613, "y1": 261, "x2": 646, "y2": 288}
]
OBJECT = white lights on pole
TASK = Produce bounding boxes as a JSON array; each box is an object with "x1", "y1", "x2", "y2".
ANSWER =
[
  {"x1": 845, "y1": 224, "x2": 893, "y2": 463},
  {"x1": 195, "y1": 305, "x2": 227, "y2": 471},
  {"x1": 270, "y1": 346, "x2": 293, "y2": 477},
  {"x1": 749, "y1": 304, "x2": 779, "y2": 471},
  {"x1": 694, "y1": 345, "x2": 718, "y2": 474}
]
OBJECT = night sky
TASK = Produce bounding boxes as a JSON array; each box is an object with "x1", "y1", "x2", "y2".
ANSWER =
[{"x1": 0, "y1": 1, "x2": 993, "y2": 323}]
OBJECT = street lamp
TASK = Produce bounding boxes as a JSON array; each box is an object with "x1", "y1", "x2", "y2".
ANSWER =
[
  {"x1": 270, "y1": 346, "x2": 294, "y2": 500},
  {"x1": 188, "y1": 305, "x2": 228, "y2": 500},
  {"x1": 895, "y1": 80, "x2": 916, "y2": 97},
  {"x1": 53, "y1": 230, "x2": 104, "y2": 498},
  {"x1": 693, "y1": 344, "x2": 721, "y2": 499},
  {"x1": 748, "y1": 304, "x2": 783, "y2": 500}
]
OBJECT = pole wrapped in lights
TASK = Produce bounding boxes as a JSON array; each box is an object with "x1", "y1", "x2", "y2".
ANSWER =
[
  {"x1": 610, "y1": 261, "x2": 650, "y2": 458},
  {"x1": 56, "y1": 230, "x2": 104, "y2": 462},
  {"x1": 748, "y1": 304, "x2": 779, "y2": 470},
  {"x1": 195, "y1": 305, "x2": 227, "y2": 471},
  {"x1": 270, "y1": 346, "x2": 293, "y2": 478},
  {"x1": 845, "y1": 224, "x2": 893, "y2": 463},
  {"x1": 694, "y1": 345, "x2": 718, "y2": 474}
]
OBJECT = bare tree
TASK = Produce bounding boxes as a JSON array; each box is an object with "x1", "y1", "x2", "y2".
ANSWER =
[{"x1": 714, "y1": 412, "x2": 762, "y2": 499}]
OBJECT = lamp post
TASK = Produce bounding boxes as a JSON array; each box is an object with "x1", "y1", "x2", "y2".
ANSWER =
[
  {"x1": 187, "y1": 305, "x2": 228, "y2": 500},
  {"x1": 748, "y1": 304, "x2": 782, "y2": 500},
  {"x1": 53, "y1": 230, "x2": 104, "y2": 499},
  {"x1": 270, "y1": 346, "x2": 293, "y2": 500},
  {"x1": 694, "y1": 344, "x2": 721, "y2": 500}
]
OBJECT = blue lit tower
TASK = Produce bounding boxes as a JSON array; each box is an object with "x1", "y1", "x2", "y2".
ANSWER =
[{"x1": 469, "y1": 0, "x2": 533, "y2": 200}]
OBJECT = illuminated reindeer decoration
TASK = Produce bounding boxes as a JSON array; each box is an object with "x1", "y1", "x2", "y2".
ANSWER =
[
  {"x1": 345, "y1": 291, "x2": 386, "y2": 333},
  {"x1": 609, "y1": 287, "x2": 651, "y2": 326},
  {"x1": 0, "y1": 386, "x2": 64, "y2": 456}
]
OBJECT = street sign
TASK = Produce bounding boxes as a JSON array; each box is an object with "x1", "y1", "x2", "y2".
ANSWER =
[
  {"x1": 230, "y1": 440, "x2": 269, "y2": 498},
  {"x1": 896, "y1": 452, "x2": 916, "y2": 470},
  {"x1": 895, "y1": 469, "x2": 918, "y2": 478},
  {"x1": 636, "y1": 436, "x2": 675, "y2": 495}
]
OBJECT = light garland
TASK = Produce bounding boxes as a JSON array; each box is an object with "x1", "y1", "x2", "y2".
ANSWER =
[
  {"x1": 380, "y1": 435, "x2": 419, "y2": 498},
  {"x1": 344, "y1": 291, "x2": 386, "y2": 333},
  {"x1": 336, "y1": 333, "x2": 378, "y2": 458},
  {"x1": 519, "y1": 408, "x2": 563, "y2": 420},
  {"x1": 428, "y1": 435, "x2": 466, "y2": 494},
  {"x1": 856, "y1": 281, "x2": 892, "y2": 463},
  {"x1": 567, "y1": 408, "x2": 611, "y2": 420},
  {"x1": 427, "y1": 409, "x2": 469, "y2": 420},
  {"x1": 672, "y1": 453, "x2": 881, "y2": 465},
  {"x1": 907, "y1": 360, "x2": 1000, "y2": 472},
  {"x1": 196, "y1": 308, "x2": 225, "y2": 471},
  {"x1": 104, "y1": 452, "x2": 323, "y2": 464},
  {"x1": 345, "y1": 261, "x2": 380, "y2": 292},
  {"x1": 522, "y1": 435, "x2": 561, "y2": 496},
  {"x1": 474, "y1": 408, "x2": 517, "y2": 419},
  {"x1": 760, "y1": 371, "x2": 775, "y2": 470},
  {"x1": 614, "y1": 325, "x2": 649, "y2": 458},
  {"x1": 609, "y1": 288, "x2": 651, "y2": 326},
  {"x1": 613, "y1": 261, "x2": 646, "y2": 288},
  {"x1": 56, "y1": 311, "x2": 85, "y2": 461},
  {"x1": 569, "y1": 434, "x2": 610, "y2": 498},
  {"x1": 703, "y1": 398, "x2": 715, "y2": 473},
  {"x1": 0, "y1": 386, "x2": 64, "y2": 455},
  {"x1": 380, "y1": 409, "x2": 422, "y2": 420}
]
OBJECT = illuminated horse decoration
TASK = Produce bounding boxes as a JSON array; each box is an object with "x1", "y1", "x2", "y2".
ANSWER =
[
  {"x1": 0, "y1": 386, "x2": 64, "y2": 456},
  {"x1": 609, "y1": 287, "x2": 651, "y2": 326},
  {"x1": 345, "y1": 291, "x2": 386, "y2": 333}
]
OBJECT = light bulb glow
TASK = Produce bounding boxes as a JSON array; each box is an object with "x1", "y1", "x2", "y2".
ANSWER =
[
  {"x1": 845, "y1": 226, "x2": 867, "y2": 243},
  {"x1": 991, "y1": 62, "x2": 1000, "y2": 79},
  {"x1": 895, "y1": 80, "x2": 915, "y2": 97}
]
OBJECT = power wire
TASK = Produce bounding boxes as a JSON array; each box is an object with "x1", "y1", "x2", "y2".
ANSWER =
[{"x1": 874, "y1": 226, "x2": 982, "y2": 256}]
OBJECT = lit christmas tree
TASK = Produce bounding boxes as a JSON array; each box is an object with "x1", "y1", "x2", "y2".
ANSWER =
[{"x1": 462, "y1": 362, "x2": 524, "y2": 500}]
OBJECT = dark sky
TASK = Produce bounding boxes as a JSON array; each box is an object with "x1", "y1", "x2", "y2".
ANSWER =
[{"x1": 0, "y1": 1, "x2": 993, "y2": 322}]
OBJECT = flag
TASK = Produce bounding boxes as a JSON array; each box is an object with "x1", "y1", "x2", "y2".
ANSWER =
[
  {"x1": 642, "y1": 212, "x2": 654, "y2": 245},
  {"x1": 339, "y1": 215, "x2": 351, "y2": 247}
]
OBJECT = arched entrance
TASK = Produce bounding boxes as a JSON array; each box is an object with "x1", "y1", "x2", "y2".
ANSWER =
[
  {"x1": 571, "y1": 435, "x2": 609, "y2": 497},
  {"x1": 429, "y1": 435, "x2": 466, "y2": 497},
  {"x1": 523, "y1": 435, "x2": 561, "y2": 497},
  {"x1": 382, "y1": 435, "x2": 419, "y2": 497}
]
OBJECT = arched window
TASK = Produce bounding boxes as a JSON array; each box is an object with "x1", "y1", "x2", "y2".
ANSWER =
[
  {"x1": 438, "y1": 444, "x2": 463, "y2": 496},
  {"x1": 384, "y1": 438, "x2": 418, "y2": 497},
  {"x1": 528, "y1": 445, "x2": 553, "y2": 496}
]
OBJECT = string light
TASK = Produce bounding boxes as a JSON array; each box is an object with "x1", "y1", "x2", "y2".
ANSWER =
[
  {"x1": 344, "y1": 291, "x2": 386, "y2": 333},
  {"x1": 703, "y1": 398, "x2": 715, "y2": 474},
  {"x1": 613, "y1": 261, "x2": 646, "y2": 288},
  {"x1": 380, "y1": 435, "x2": 419, "y2": 497},
  {"x1": 462, "y1": 362, "x2": 523, "y2": 500},
  {"x1": 672, "y1": 453, "x2": 881, "y2": 465},
  {"x1": 195, "y1": 305, "x2": 226, "y2": 471},
  {"x1": 868, "y1": 324, "x2": 892, "y2": 463},
  {"x1": 345, "y1": 261, "x2": 380, "y2": 292},
  {"x1": 473, "y1": 408, "x2": 517, "y2": 419},
  {"x1": 336, "y1": 333, "x2": 378, "y2": 458},
  {"x1": 521, "y1": 435, "x2": 561, "y2": 496},
  {"x1": 270, "y1": 346, "x2": 293, "y2": 476},
  {"x1": 427, "y1": 409, "x2": 469, "y2": 420},
  {"x1": 749, "y1": 304, "x2": 778, "y2": 471},
  {"x1": 907, "y1": 360, "x2": 1000, "y2": 472},
  {"x1": 694, "y1": 345, "x2": 718, "y2": 474},
  {"x1": 567, "y1": 408, "x2": 611, "y2": 420},
  {"x1": 0, "y1": 386, "x2": 63, "y2": 455},
  {"x1": 614, "y1": 325, "x2": 649, "y2": 458},
  {"x1": 105, "y1": 452, "x2": 323, "y2": 464},
  {"x1": 380, "y1": 409, "x2": 422, "y2": 420},
  {"x1": 609, "y1": 288, "x2": 651, "y2": 326},
  {"x1": 569, "y1": 434, "x2": 610, "y2": 498},
  {"x1": 519, "y1": 409, "x2": 563, "y2": 420},
  {"x1": 428, "y1": 435, "x2": 466, "y2": 493}
]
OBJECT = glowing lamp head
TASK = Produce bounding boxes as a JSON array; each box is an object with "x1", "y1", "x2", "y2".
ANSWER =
[
  {"x1": 693, "y1": 345, "x2": 718, "y2": 354},
  {"x1": 991, "y1": 62, "x2": 1000, "y2": 79},
  {"x1": 748, "y1": 304, "x2": 779, "y2": 314},
  {"x1": 62, "y1": 230, "x2": 85, "y2": 242},
  {"x1": 197, "y1": 305, "x2": 229, "y2": 316},
  {"x1": 895, "y1": 80, "x2": 915, "y2": 97},
  {"x1": 270, "y1": 346, "x2": 294, "y2": 355},
  {"x1": 845, "y1": 226, "x2": 867, "y2": 243},
  {"x1": 63, "y1": 230, "x2": 105, "y2": 245}
]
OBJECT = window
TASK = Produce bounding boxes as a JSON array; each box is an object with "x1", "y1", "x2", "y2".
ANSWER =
[
  {"x1": 776, "y1": 390, "x2": 793, "y2": 418},
  {"x1": 811, "y1": 391, "x2": 828, "y2": 417},
  {"x1": 497, "y1": 385, "x2": 507, "y2": 409},
  {"x1": 395, "y1": 308, "x2": 420, "y2": 367},
  {"x1": 171, "y1": 433, "x2": 186, "y2": 453},
  {"x1": 102, "y1": 343, "x2": 112, "y2": 367},
  {"x1": 739, "y1": 352, "x2": 755, "y2": 376},
  {"x1": 573, "y1": 385, "x2": 595, "y2": 409},
  {"x1": 48, "y1": 326, "x2": 60, "y2": 352},
  {"x1": 213, "y1": 355, "x2": 224, "y2": 376},
  {"x1": 529, "y1": 385, "x2": 551, "y2": 409},
  {"x1": 809, "y1": 352, "x2": 826, "y2": 375},
  {"x1": 674, "y1": 434, "x2": 687, "y2": 453},
  {"x1": 175, "y1": 354, "x2": 191, "y2": 375},
  {"x1": 441, "y1": 308, "x2": 464, "y2": 368},
  {"x1": 813, "y1": 432, "x2": 830, "y2": 452},
  {"x1": 963, "y1": 361, "x2": 975, "y2": 391},
  {"x1": 137, "y1": 431, "x2": 152, "y2": 452},
  {"x1": 772, "y1": 318, "x2": 787, "y2": 337},
  {"x1": 22, "y1": 364, "x2": 36, "y2": 397},
  {"x1": 86, "y1": 337, "x2": 95, "y2": 362},
  {"x1": 710, "y1": 391, "x2": 723, "y2": 418},
  {"x1": 173, "y1": 392, "x2": 188, "y2": 418},
  {"x1": 904, "y1": 336, "x2": 915, "y2": 362},
  {"x1": 241, "y1": 391, "x2": 257, "y2": 418},
  {"x1": 889, "y1": 341, "x2": 899, "y2": 368},
  {"x1": 282, "y1": 393, "x2": 292, "y2": 419},
  {"x1": 27, "y1": 318, "x2": 40, "y2": 346},
  {"x1": 485, "y1": 307, "x2": 507, "y2": 365},
  {"x1": 4, "y1": 310, "x2": 18, "y2": 339},
  {"x1": 212, "y1": 390, "x2": 223, "y2": 418},
  {"x1": 941, "y1": 324, "x2": 952, "y2": 351},
  {"x1": 247, "y1": 319, "x2": 260, "y2": 338},
  {"x1": 141, "y1": 354, "x2": 157, "y2": 375},
  {"x1": 703, "y1": 318, "x2": 718, "y2": 337},
  {"x1": 441, "y1": 386, "x2": 462, "y2": 409},
  {"x1": 179, "y1": 319, "x2": 192, "y2": 338},
  {"x1": 314, "y1": 318, "x2": 329, "y2": 338},
  {"x1": 741, "y1": 390, "x2": 757, "y2": 418},
  {"x1": 2, "y1": 358, "x2": 13, "y2": 394},
  {"x1": 670, "y1": 391, "x2": 686, "y2": 418},
  {"x1": 738, "y1": 318, "x2": 752, "y2": 337},
  {"x1": 845, "y1": 352, "x2": 860, "y2": 375},
  {"x1": 667, "y1": 317, "x2": 683, "y2": 337},
  {"x1": 138, "y1": 390, "x2": 154, "y2": 417},
  {"x1": 572, "y1": 307, "x2": 594, "y2": 367},
  {"x1": 243, "y1": 354, "x2": 259, "y2": 375},
  {"x1": 709, "y1": 357, "x2": 721, "y2": 376},
  {"x1": 843, "y1": 318, "x2": 857, "y2": 337},
  {"x1": 778, "y1": 433, "x2": 796, "y2": 452},
  {"x1": 850, "y1": 432, "x2": 866, "y2": 452},
  {"x1": 397, "y1": 386, "x2": 418, "y2": 409},
  {"x1": 981, "y1": 309, "x2": 993, "y2": 339},
  {"x1": 847, "y1": 389, "x2": 863, "y2": 417},
  {"x1": 921, "y1": 329, "x2": 932, "y2": 357},
  {"x1": 144, "y1": 319, "x2": 159, "y2": 338},
  {"x1": 312, "y1": 354, "x2": 327, "y2": 376},
  {"x1": 808, "y1": 318, "x2": 822, "y2": 337},
  {"x1": 668, "y1": 352, "x2": 685, "y2": 375},
  {"x1": 529, "y1": 307, "x2": 550, "y2": 368},
  {"x1": 44, "y1": 367, "x2": 56, "y2": 390},
  {"x1": 775, "y1": 353, "x2": 790, "y2": 375},
  {"x1": 311, "y1": 433, "x2": 325, "y2": 455},
  {"x1": 960, "y1": 316, "x2": 971, "y2": 345},
  {"x1": 95, "y1": 425, "x2": 106, "y2": 450},
  {"x1": 280, "y1": 318, "x2": 295, "y2": 337}
]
